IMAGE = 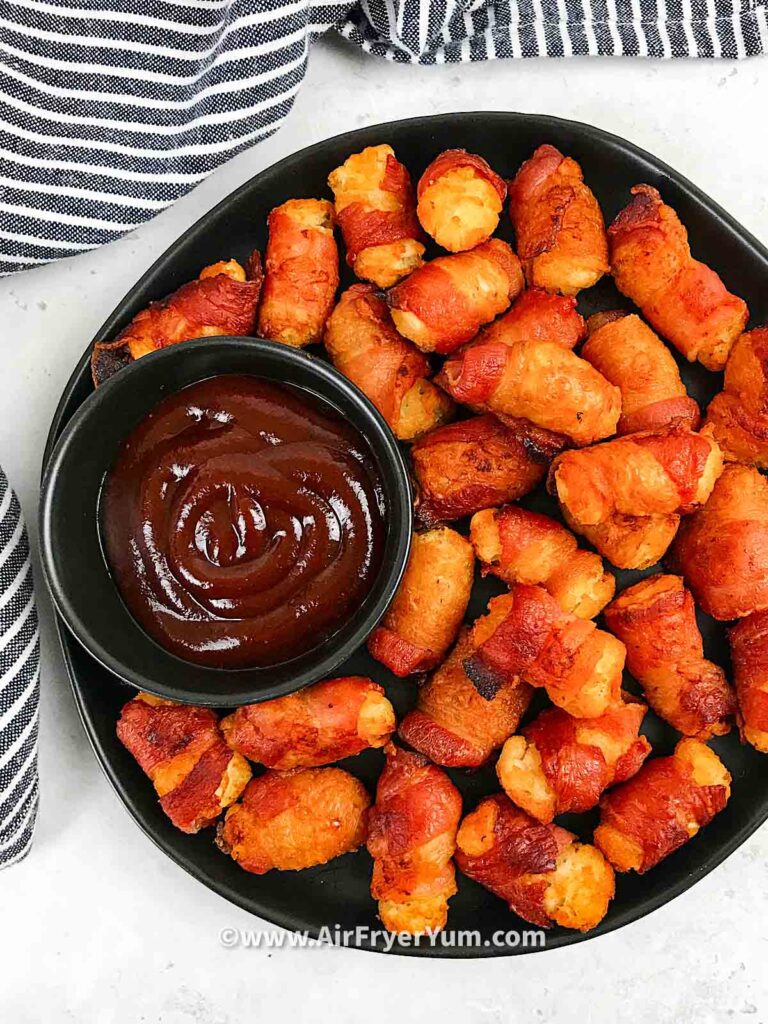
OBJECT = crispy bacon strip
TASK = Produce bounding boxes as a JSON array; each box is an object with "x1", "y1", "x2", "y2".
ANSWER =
[
  {"x1": 220, "y1": 676, "x2": 395, "y2": 769},
  {"x1": 216, "y1": 767, "x2": 369, "y2": 874},
  {"x1": 91, "y1": 256, "x2": 262, "y2": 385},
  {"x1": 508, "y1": 144, "x2": 609, "y2": 295},
  {"x1": 256, "y1": 198, "x2": 339, "y2": 347},
  {"x1": 549, "y1": 428, "x2": 724, "y2": 569},
  {"x1": 323, "y1": 284, "x2": 452, "y2": 441},
  {"x1": 470, "y1": 505, "x2": 615, "y2": 619},
  {"x1": 465, "y1": 587, "x2": 625, "y2": 718},
  {"x1": 668, "y1": 464, "x2": 768, "y2": 620},
  {"x1": 582, "y1": 312, "x2": 700, "y2": 435},
  {"x1": 729, "y1": 611, "x2": 768, "y2": 753},
  {"x1": 438, "y1": 339, "x2": 620, "y2": 446},
  {"x1": 604, "y1": 575, "x2": 734, "y2": 739},
  {"x1": 703, "y1": 328, "x2": 768, "y2": 468},
  {"x1": 116, "y1": 693, "x2": 251, "y2": 834},
  {"x1": 609, "y1": 185, "x2": 748, "y2": 371},
  {"x1": 478, "y1": 287, "x2": 586, "y2": 351},
  {"x1": 497, "y1": 700, "x2": 650, "y2": 823},
  {"x1": 455, "y1": 795, "x2": 615, "y2": 931},
  {"x1": 367, "y1": 744, "x2": 462, "y2": 934},
  {"x1": 410, "y1": 415, "x2": 549, "y2": 528},
  {"x1": 594, "y1": 738, "x2": 731, "y2": 873},
  {"x1": 416, "y1": 148, "x2": 507, "y2": 252},
  {"x1": 398, "y1": 630, "x2": 533, "y2": 768},
  {"x1": 367, "y1": 527, "x2": 474, "y2": 677},
  {"x1": 387, "y1": 239, "x2": 524, "y2": 354},
  {"x1": 328, "y1": 144, "x2": 424, "y2": 288}
]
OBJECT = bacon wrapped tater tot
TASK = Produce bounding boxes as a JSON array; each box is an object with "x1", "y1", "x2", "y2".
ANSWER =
[
  {"x1": 497, "y1": 700, "x2": 650, "y2": 823},
  {"x1": 367, "y1": 527, "x2": 474, "y2": 677},
  {"x1": 256, "y1": 198, "x2": 339, "y2": 347},
  {"x1": 410, "y1": 415, "x2": 549, "y2": 528},
  {"x1": 508, "y1": 144, "x2": 609, "y2": 296},
  {"x1": 594, "y1": 739, "x2": 731, "y2": 874},
  {"x1": 479, "y1": 287, "x2": 586, "y2": 351},
  {"x1": 729, "y1": 611, "x2": 768, "y2": 753},
  {"x1": 465, "y1": 587, "x2": 625, "y2": 718},
  {"x1": 323, "y1": 284, "x2": 452, "y2": 441},
  {"x1": 398, "y1": 630, "x2": 533, "y2": 768},
  {"x1": 668, "y1": 464, "x2": 768, "y2": 620},
  {"x1": 438, "y1": 339, "x2": 621, "y2": 446},
  {"x1": 328, "y1": 144, "x2": 424, "y2": 288},
  {"x1": 216, "y1": 766, "x2": 369, "y2": 874},
  {"x1": 550, "y1": 428, "x2": 724, "y2": 570},
  {"x1": 220, "y1": 676, "x2": 395, "y2": 770},
  {"x1": 387, "y1": 239, "x2": 524, "y2": 355},
  {"x1": 416, "y1": 149, "x2": 507, "y2": 253},
  {"x1": 604, "y1": 576, "x2": 734, "y2": 739},
  {"x1": 455, "y1": 795, "x2": 615, "y2": 931},
  {"x1": 703, "y1": 328, "x2": 768, "y2": 468},
  {"x1": 581, "y1": 312, "x2": 700, "y2": 435},
  {"x1": 91, "y1": 256, "x2": 262, "y2": 385},
  {"x1": 469, "y1": 505, "x2": 615, "y2": 619},
  {"x1": 367, "y1": 744, "x2": 462, "y2": 934},
  {"x1": 116, "y1": 693, "x2": 251, "y2": 834},
  {"x1": 609, "y1": 185, "x2": 749, "y2": 371}
]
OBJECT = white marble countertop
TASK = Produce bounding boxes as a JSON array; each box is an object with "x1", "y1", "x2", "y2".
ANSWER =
[{"x1": 2, "y1": 34, "x2": 768, "y2": 1023}]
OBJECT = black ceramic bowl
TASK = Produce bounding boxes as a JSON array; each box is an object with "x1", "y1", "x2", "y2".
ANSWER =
[{"x1": 39, "y1": 336, "x2": 412, "y2": 706}]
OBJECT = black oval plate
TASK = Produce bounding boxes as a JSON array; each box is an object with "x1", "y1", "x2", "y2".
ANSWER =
[{"x1": 43, "y1": 112, "x2": 768, "y2": 958}]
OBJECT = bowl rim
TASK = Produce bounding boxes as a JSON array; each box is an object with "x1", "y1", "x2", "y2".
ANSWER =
[{"x1": 39, "y1": 335, "x2": 413, "y2": 706}]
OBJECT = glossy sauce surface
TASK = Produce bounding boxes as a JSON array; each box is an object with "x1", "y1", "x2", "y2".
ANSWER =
[{"x1": 103, "y1": 375, "x2": 385, "y2": 668}]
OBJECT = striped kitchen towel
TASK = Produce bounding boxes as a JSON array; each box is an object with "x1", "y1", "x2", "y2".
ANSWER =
[
  {"x1": 0, "y1": 0, "x2": 766, "y2": 277},
  {"x1": 0, "y1": 469, "x2": 40, "y2": 870}
]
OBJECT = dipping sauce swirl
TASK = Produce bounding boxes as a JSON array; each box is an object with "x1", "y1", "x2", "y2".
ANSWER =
[{"x1": 102, "y1": 375, "x2": 386, "y2": 668}]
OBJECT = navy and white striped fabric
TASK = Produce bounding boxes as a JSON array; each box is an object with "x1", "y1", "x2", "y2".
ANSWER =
[
  {"x1": 0, "y1": 0, "x2": 766, "y2": 277},
  {"x1": 0, "y1": 469, "x2": 39, "y2": 870}
]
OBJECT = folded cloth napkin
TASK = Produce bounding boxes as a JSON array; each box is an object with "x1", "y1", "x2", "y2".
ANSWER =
[
  {"x1": 0, "y1": 469, "x2": 40, "y2": 870},
  {"x1": 0, "y1": 0, "x2": 766, "y2": 276}
]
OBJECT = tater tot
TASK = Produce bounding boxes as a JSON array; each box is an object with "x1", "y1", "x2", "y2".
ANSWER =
[
  {"x1": 92, "y1": 255, "x2": 262, "y2": 385},
  {"x1": 479, "y1": 287, "x2": 586, "y2": 351},
  {"x1": 455, "y1": 795, "x2": 615, "y2": 931},
  {"x1": 368, "y1": 527, "x2": 474, "y2": 677},
  {"x1": 550, "y1": 429, "x2": 724, "y2": 570},
  {"x1": 367, "y1": 744, "x2": 462, "y2": 934},
  {"x1": 509, "y1": 144, "x2": 609, "y2": 295},
  {"x1": 398, "y1": 630, "x2": 533, "y2": 768},
  {"x1": 216, "y1": 767, "x2": 369, "y2": 874},
  {"x1": 328, "y1": 144, "x2": 424, "y2": 288},
  {"x1": 117, "y1": 693, "x2": 251, "y2": 834},
  {"x1": 594, "y1": 739, "x2": 731, "y2": 873},
  {"x1": 416, "y1": 149, "x2": 507, "y2": 252},
  {"x1": 221, "y1": 676, "x2": 396, "y2": 769},
  {"x1": 497, "y1": 699, "x2": 650, "y2": 823},
  {"x1": 410, "y1": 415, "x2": 548, "y2": 528},
  {"x1": 323, "y1": 284, "x2": 452, "y2": 440},
  {"x1": 604, "y1": 575, "x2": 734, "y2": 739},
  {"x1": 439, "y1": 339, "x2": 621, "y2": 446},
  {"x1": 469, "y1": 505, "x2": 615, "y2": 619},
  {"x1": 387, "y1": 239, "x2": 524, "y2": 354},
  {"x1": 609, "y1": 185, "x2": 748, "y2": 371},
  {"x1": 703, "y1": 328, "x2": 768, "y2": 469},
  {"x1": 465, "y1": 588, "x2": 625, "y2": 719},
  {"x1": 729, "y1": 611, "x2": 768, "y2": 752},
  {"x1": 582, "y1": 312, "x2": 700, "y2": 435},
  {"x1": 257, "y1": 198, "x2": 339, "y2": 347},
  {"x1": 668, "y1": 463, "x2": 768, "y2": 620}
]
